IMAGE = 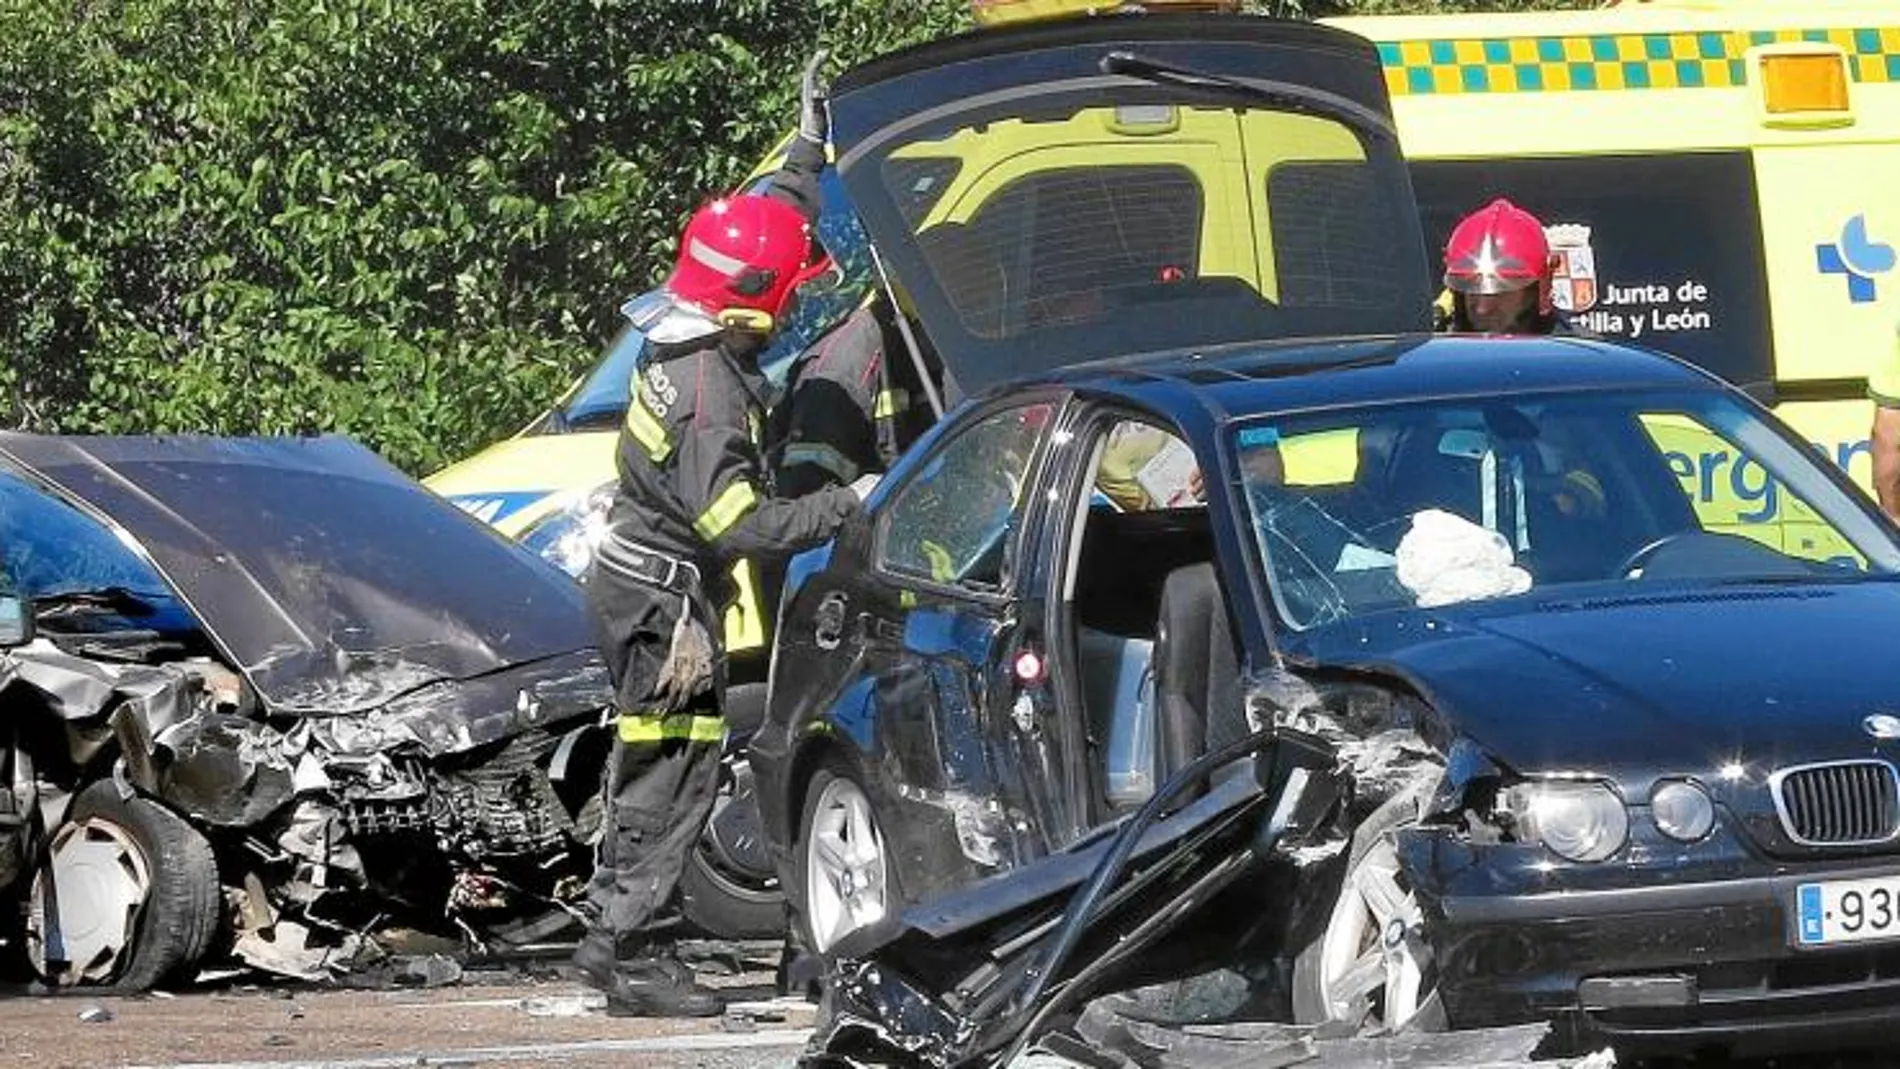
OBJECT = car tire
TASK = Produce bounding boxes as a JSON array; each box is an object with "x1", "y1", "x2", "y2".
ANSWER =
[
  {"x1": 680, "y1": 758, "x2": 786, "y2": 940},
  {"x1": 1291, "y1": 792, "x2": 1446, "y2": 1034},
  {"x1": 794, "y1": 757, "x2": 902, "y2": 959},
  {"x1": 28, "y1": 781, "x2": 221, "y2": 991}
]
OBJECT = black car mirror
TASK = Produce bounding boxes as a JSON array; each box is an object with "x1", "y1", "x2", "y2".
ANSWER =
[{"x1": 0, "y1": 593, "x2": 32, "y2": 648}]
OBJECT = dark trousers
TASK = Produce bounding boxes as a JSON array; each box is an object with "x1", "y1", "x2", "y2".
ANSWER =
[{"x1": 583, "y1": 565, "x2": 726, "y2": 953}]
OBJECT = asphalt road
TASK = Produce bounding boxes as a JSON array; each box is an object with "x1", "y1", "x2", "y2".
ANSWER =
[
  {"x1": 1, "y1": 944, "x2": 1894, "y2": 1069},
  {"x1": 0, "y1": 963, "x2": 814, "y2": 1069}
]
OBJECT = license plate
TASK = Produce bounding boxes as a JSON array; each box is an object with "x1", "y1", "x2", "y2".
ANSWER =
[{"x1": 1795, "y1": 877, "x2": 1900, "y2": 946}]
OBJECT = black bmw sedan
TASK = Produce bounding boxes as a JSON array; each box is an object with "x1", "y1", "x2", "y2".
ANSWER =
[{"x1": 756, "y1": 331, "x2": 1900, "y2": 1062}]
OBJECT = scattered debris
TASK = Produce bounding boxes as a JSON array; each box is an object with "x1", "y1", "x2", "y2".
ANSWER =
[
  {"x1": 721, "y1": 1011, "x2": 761, "y2": 1034},
  {"x1": 520, "y1": 993, "x2": 605, "y2": 1018},
  {"x1": 394, "y1": 954, "x2": 464, "y2": 989},
  {"x1": 77, "y1": 1005, "x2": 113, "y2": 1024},
  {"x1": 262, "y1": 1034, "x2": 294, "y2": 1048}
]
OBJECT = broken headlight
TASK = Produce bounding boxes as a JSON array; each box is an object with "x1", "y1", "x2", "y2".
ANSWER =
[
  {"x1": 519, "y1": 482, "x2": 616, "y2": 580},
  {"x1": 1501, "y1": 780, "x2": 1628, "y2": 863}
]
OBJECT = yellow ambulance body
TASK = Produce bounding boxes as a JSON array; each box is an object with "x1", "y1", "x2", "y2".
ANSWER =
[{"x1": 1322, "y1": 0, "x2": 1900, "y2": 561}]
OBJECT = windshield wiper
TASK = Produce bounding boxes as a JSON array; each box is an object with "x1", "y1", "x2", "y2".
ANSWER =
[
  {"x1": 1098, "y1": 50, "x2": 1394, "y2": 140},
  {"x1": 32, "y1": 586, "x2": 164, "y2": 619}
]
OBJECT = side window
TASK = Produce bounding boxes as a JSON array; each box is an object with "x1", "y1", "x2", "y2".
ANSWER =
[
  {"x1": 1094, "y1": 420, "x2": 1200, "y2": 513},
  {"x1": 879, "y1": 402, "x2": 1056, "y2": 588},
  {"x1": 1410, "y1": 153, "x2": 1773, "y2": 388}
]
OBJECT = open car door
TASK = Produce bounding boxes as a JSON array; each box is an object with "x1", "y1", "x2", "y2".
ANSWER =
[{"x1": 807, "y1": 728, "x2": 1341, "y2": 1069}]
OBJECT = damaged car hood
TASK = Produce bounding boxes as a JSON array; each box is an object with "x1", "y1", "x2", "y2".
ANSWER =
[
  {"x1": 1297, "y1": 581, "x2": 1900, "y2": 772},
  {"x1": 0, "y1": 433, "x2": 600, "y2": 716}
]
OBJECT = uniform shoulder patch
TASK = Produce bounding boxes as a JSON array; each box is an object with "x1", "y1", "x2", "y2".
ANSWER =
[{"x1": 637, "y1": 359, "x2": 681, "y2": 417}]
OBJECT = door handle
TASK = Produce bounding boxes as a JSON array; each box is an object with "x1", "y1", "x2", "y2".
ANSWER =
[{"x1": 858, "y1": 613, "x2": 904, "y2": 644}]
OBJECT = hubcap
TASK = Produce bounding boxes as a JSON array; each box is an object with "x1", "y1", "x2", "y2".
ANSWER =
[
  {"x1": 28, "y1": 817, "x2": 153, "y2": 985},
  {"x1": 805, "y1": 777, "x2": 888, "y2": 953},
  {"x1": 1317, "y1": 835, "x2": 1428, "y2": 1029}
]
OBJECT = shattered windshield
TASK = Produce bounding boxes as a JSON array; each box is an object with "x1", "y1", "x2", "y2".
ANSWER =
[
  {"x1": 1236, "y1": 390, "x2": 1900, "y2": 630},
  {"x1": 0, "y1": 469, "x2": 173, "y2": 601}
]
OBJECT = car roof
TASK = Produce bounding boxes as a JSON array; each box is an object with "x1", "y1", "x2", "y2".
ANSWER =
[{"x1": 1010, "y1": 333, "x2": 1721, "y2": 426}]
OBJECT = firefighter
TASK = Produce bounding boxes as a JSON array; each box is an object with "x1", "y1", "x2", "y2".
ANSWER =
[
  {"x1": 1437, "y1": 197, "x2": 1581, "y2": 336},
  {"x1": 572, "y1": 58, "x2": 869, "y2": 1019},
  {"x1": 773, "y1": 289, "x2": 941, "y2": 499}
]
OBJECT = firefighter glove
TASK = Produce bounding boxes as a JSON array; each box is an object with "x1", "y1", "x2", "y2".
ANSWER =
[{"x1": 799, "y1": 49, "x2": 831, "y2": 145}]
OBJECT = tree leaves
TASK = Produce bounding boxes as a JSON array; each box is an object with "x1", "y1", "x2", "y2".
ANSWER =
[
  {"x1": 1, "y1": 0, "x2": 967, "y2": 472},
  {"x1": 2, "y1": 0, "x2": 1578, "y2": 471}
]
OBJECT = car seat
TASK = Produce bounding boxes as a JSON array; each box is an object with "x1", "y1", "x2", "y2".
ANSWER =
[{"x1": 1151, "y1": 563, "x2": 1247, "y2": 785}]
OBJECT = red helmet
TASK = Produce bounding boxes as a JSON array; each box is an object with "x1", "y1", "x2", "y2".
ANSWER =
[
  {"x1": 665, "y1": 193, "x2": 832, "y2": 333},
  {"x1": 1443, "y1": 197, "x2": 1555, "y2": 315}
]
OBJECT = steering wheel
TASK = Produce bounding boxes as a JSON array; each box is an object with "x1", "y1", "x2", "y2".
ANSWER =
[{"x1": 1615, "y1": 531, "x2": 1699, "y2": 579}]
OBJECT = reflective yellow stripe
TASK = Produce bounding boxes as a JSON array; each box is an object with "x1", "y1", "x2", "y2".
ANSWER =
[
  {"x1": 783, "y1": 441, "x2": 860, "y2": 483},
  {"x1": 693, "y1": 480, "x2": 758, "y2": 541},
  {"x1": 617, "y1": 713, "x2": 728, "y2": 744},
  {"x1": 624, "y1": 396, "x2": 674, "y2": 463},
  {"x1": 873, "y1": 389, "x2": 906, "y2": 420},
  {"x1": 722, "y1": 559, "x2": 766, "y2": 653}
]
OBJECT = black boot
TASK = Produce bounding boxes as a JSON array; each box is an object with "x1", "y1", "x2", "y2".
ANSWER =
[{"x1": 573, "y1": 934, "x2": 725, "y2": 1018}]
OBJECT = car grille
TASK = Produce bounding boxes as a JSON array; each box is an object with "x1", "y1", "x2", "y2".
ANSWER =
[{"x1": 1771, "y1": 760, "x2": 1900, "y2": 846}]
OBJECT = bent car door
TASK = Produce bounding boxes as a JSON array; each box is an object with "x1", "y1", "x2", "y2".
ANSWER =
[
  {"x1": 809, "y1": 726, "x2": 1343, "y2": 1069},
  {"x1": 773, "y1": 398, "x2": 1076, "y2": 914}
]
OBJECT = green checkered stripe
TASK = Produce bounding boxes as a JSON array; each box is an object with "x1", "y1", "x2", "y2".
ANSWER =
[{"x1": 1378, "y1": 27, "x2": 1900, "y2": 96}]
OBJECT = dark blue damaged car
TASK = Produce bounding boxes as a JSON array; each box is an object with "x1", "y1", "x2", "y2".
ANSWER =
[{"x1": 742, "y1": 11, "x2": 1900, "y2": 1068}]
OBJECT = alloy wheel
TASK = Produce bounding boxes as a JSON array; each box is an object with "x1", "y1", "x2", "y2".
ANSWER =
[
  {"x1": 1315, "y1": 834, "x2": 1430, "y2": 1028},
  {"x1": 804, "y1": 775, "x2": 889, "y2": 953}
]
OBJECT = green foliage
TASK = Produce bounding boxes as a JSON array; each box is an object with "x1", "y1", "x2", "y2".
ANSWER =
[
  {"x1": 1, "y1": 0, "x2": 1583, "y2": 475},
  {"x1": 0, "y1": 0, "x2": 966, "y2": 474}
]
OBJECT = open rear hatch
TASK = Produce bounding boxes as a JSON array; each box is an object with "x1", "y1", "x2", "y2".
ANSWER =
[{"x1": 826, "y1": 12, "x2": 1435, "y2": 396}]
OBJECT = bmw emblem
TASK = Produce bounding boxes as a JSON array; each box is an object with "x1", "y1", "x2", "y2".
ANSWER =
[{"x1": 1865, "y1": 714, "x2": 1900, "y2": 741}]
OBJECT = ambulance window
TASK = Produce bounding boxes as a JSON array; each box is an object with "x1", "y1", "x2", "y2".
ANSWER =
[
  {"x1": 1269, "y1": 160, "x2": 1410, "y2": 309},
  {"x1": 934, "y1": 165, "x2": 1204, "y2": 336},
  {"x1": 1410, "y1": 153, "x2": 1773, "y2": 389}
]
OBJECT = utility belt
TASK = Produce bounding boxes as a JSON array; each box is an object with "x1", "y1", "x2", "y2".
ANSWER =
[{"x1": 596, "y1": 531, "x2": 703, "y2": 595}]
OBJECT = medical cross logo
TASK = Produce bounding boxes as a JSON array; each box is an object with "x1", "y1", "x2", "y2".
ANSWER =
[{"x1": 1817, "y1": 215, "x2": 1895, "y2": 304}]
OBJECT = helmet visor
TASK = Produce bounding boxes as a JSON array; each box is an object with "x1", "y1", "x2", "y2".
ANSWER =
[
  {"x1": 622, "y1": 289, "x2": 722, "y2": 345},
  {"x1": 1444, "y1": 270, "x2": 1538, "y2": 297}
]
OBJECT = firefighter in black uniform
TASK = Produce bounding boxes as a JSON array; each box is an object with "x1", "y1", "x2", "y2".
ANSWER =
[
  {"x1": 774, "y1": 290, "x2": 941, "y2": 498},
  {"x1": 572, "y1": 58, "x2": 867, "y2": 1018}
]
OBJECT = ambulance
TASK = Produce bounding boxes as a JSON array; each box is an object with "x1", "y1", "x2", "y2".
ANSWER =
[{"x1": 1323, "y1": 0, "x2": 1900, "y2": 558}]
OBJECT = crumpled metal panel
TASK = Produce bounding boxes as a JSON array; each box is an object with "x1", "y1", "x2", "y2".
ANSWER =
[
  {"x1": 3, "y1": 641, "x2": 196, "y2": 732},
  {"x1": 0, "y1": 433, "x2": 598, "y2": 717},
  {"x1": 156, "y1": 711, "x2": 300, "y2": 827}
]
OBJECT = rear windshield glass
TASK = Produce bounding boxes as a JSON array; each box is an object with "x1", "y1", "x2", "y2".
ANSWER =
[{"x1": 841, "y1": 93, "x2": 1433, "y2": 391}]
